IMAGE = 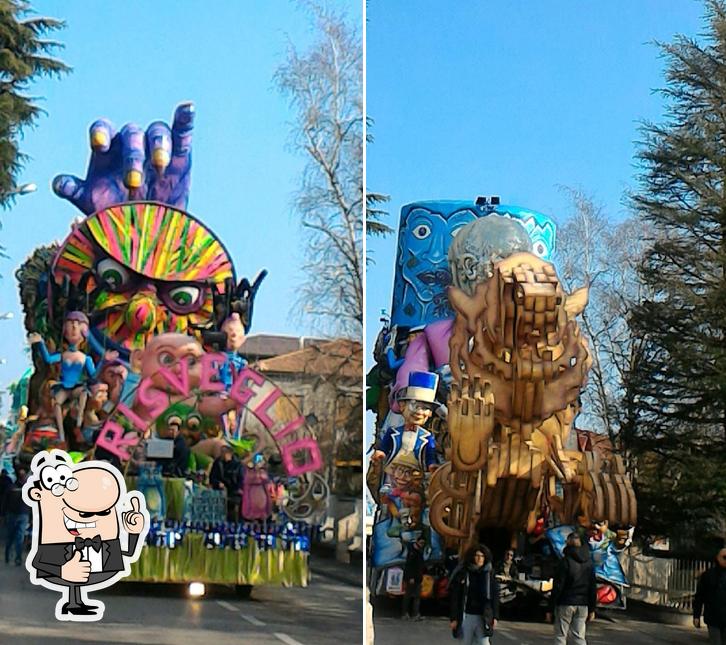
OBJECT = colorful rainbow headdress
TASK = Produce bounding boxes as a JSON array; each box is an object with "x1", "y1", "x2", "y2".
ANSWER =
[{"x1": 53, "y1": 202, "x2": 234, "y2": 285}]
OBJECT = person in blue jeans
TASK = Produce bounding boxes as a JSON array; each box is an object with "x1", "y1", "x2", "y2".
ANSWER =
[
  {"x1": 4, "y1": 468, "x2": 30, "y2": 566},
  {"x1": 449, "y1": 544, "x2": 499, "y2": 644}
]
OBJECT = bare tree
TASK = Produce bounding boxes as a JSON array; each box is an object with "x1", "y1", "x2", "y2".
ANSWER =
[
  {"x1": 555, "y1": 187, "x2": 649, "y2": 447},
  {"x1": 274, "y1": 2, "x2": 363, "y2": 339}
]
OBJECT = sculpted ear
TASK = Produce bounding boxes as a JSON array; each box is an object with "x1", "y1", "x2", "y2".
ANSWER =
[
  {"x1": 564, "y1": 286, "x2": 589, "y2": 317},
  {"x1": 29, "y1": 487, "x2": 42, "y2": 502}
]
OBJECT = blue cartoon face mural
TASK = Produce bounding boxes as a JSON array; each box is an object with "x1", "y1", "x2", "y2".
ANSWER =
[{"x1": 390, "y1": 200, "x2": 557, "y2": 328}]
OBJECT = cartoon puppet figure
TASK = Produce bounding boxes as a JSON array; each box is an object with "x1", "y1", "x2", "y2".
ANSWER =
[
  {"x1": 219, "y1": 312, "x2": 248, "y2": 390},
  {"x1": 28, "y1": 311, "x2": 118, "y2": 444},
  {"x1": 22, "y1": 449, "x2": 149, "y2": 621},
  {"x1": 378, "y1": 453, "x2": 425, "y2": 538},
  {"x1": 372, "y1": 371, "x2": 440, "y2": 473}
]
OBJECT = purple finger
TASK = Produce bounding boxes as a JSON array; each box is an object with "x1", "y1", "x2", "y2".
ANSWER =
[
  {"x1": 89, "y1": 119, "x2": 115, "y2": 154},
  {"x1": 171, "y1": 102, "x2": 195, "y2": 158},
  {"x1": 52, "y1": 174, "x2": 90, "y2": 213},
  {"x1": 119, "y1": 123, "x2": 146, "y2": 190},
  {"x1": 146, "y1": 121, "x2": 172, "y2": 171}
]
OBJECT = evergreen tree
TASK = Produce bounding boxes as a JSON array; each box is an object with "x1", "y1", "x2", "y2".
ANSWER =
[
  {"x1": 0, "y1": 0, "x2": 68, "y2": 206},
  {"x1": 365, "y1": 118, "x2": 391, "y2": 240},
  {"x1": 627, "y1": 0, "x2": 726, "y2": 549}
]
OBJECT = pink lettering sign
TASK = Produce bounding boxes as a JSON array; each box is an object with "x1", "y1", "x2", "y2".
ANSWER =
[
  {"x1": 157, "y1": 362, "x2": 190, "y2": 397},
  {"x1": 200, "y1": 352, "x2": 225, "y2": 393},
  {"x1": 280, "y1": 438, "x2": 323, "y2": 477},
  {"x1": 115, "y1": 402, "x2": 147, "y2": 433},
  {"x1": 95, "y1": 420, "x2": 140, "y2": 460},
  {"x1": 272, "y1": 415, "x2": 306, "y2": 443},
  {"x1": 136, "y1": 378, "x2": 167, "y2": 419},
  {"x1": 229, "y1": 367, "x2": 266, "y2": 406},
  {"x1": 253, "y1": 387, "x2": 283, "y2": 429}
]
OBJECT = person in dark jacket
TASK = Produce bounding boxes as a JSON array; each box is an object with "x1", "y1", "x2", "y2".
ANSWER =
[
  {"x1": 402, "y1": 537, "x2": 426, "y2": 620},
  {"x1": 546, "y1": 532, "x2": 596, "y2": 645},
  {"x1": 449, "y1": 543, "x2": 499, "y2": 645},
  {"x1": 496, "y1": 549, "x2": 519, "y2": 579},
  {"x1": 694, "y1": 547, "x2": 726, "y2": 644},
  {"x1": 210, "y1": 446, "x2": 244, "y2": 521},
  {"x1": 4, "y1": 468, "x2": 30, "y2": 565},
  {"x1": 0, "y1": 468, "x2": 13, "y2": 516}
]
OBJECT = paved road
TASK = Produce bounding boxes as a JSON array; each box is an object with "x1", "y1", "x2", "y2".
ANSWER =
[
  {"x1": 0, "y1": 558, "x2": 362, "y2": 645},
  {"x1": 373, "y1": 612, "x2": 702, "y2": 645}
]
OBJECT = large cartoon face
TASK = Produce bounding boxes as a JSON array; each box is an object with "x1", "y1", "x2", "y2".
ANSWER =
[
  {"x1": 390, "y1": 201, "x2": 557, "y2": 328},
  {"x1": 52, "y1": 202, "x2": 235, "y2": 356},
  {"x1": 138, "y1": 333, "x2": 203, "y2": 391},
  {"x1": 155, "y1": 402, "x2": 217, "y2": 445},
  {"x1": 392, "y1": 203, "x2": 477, "y2": 327}
]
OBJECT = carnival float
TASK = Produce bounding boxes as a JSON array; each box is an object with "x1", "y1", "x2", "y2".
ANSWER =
[
  {"x1": 367, "y1": 197, "x2": 636, "y2": 612},
  {"x1": 4, "y1": 103, "x2": 328, "y2": 594}
]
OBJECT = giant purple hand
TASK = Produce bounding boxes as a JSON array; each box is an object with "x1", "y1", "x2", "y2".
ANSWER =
[{"x1": 53, "y1": 102, "x2": 195, "y2": 214}]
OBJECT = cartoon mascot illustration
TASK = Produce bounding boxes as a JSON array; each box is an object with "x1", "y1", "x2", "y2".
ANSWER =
[{"x1": 22, "y1": 449, "x2": 149, "y2": 621}]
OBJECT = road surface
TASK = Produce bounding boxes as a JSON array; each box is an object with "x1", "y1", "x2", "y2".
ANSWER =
[
  {"x1": 0, "y1": 557, "x2": 362, "y2": 645},
  {"x1": 373, "y1": 611, "x2": 702, "y2": 644}
]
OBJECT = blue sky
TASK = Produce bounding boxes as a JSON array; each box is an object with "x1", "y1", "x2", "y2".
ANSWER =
[
  {"x1": 365, "y1": 1, "x2": 705, "y2": 443},
  {"x1": 0, "y1": 0, "x2": 358, "y2": 397}
]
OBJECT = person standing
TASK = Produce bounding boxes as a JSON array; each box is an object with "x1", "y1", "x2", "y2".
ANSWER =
[
  {"x1": 4, "y1": 468, "x2": 30, "y2": 565},
  {"x1": 449, "y1": 544, "x2": 499, "y2": 645},
  {"x1": 694, "y1": 547, "x2": 726, "y2": 644},
  {"x1": 0, "y1": 468, "x2": 13, "y2": 516},
  {"x1": 546, "y1": 532, "x2": 596, "y2": 645},
  {"x1": 402, "y1": 537, "x2": 426, "y2": 620},
  {"x1": 496, "y1": 549, "x2": 519, "y2": 579},
  {"x1": 210, "y1": 445, "x2": 244, "y2": 521}
]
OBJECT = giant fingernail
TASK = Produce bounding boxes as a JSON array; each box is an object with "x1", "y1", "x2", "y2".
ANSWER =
[
  {"x1": 126, "y1": 170, "x2": 143, "y2": 188},
  {"x1": 91, "y1": 130, "x2": 109, "y2": 150},
  {"x1": 151, "y1": 148, "x2": 171, "y2": 169}
]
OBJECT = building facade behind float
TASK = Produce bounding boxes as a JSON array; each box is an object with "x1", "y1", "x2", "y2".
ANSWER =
[{"x1": 250, "y1": 335, "x2": 364, "y2": 560}]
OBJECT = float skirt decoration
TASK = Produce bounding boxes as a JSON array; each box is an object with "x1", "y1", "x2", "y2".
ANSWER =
[{"x1": 127, "y1": 534, "x2": 309, "y2": 586}]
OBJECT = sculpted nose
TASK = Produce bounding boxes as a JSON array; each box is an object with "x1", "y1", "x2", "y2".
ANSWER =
[{"x1": 124, "y1": 290, "x2": 158, "y2": 333}]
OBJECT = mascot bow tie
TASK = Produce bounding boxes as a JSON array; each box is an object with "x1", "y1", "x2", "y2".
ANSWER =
[{"x1": 75, "y1": 535, "x2": 102, "y2": 553}]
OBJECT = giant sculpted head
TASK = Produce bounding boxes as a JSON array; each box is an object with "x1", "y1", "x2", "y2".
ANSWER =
[{"x1": 51, "y1": 202, "x2": 235, "y2": 358}]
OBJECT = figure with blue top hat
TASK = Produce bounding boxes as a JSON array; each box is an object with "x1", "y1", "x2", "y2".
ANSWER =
[{"x1": 372, "y1": 371, "x2": 439, "y2": 473}]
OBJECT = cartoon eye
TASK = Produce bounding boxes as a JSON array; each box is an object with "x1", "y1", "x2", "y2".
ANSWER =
[
  {"x1": 412, "y1": 224, "x2": 431, "y2": 240},
  {"x1": 96, "y1": 258, "x2": 132, "y2": 291},
  {"x1": 40, "y1": 466, "x2": 59, "y2": 489},
  {"x1": 187, "y1": 355, "x2": 199, "y2": 368},
  {"x1": 167, "y1": 415, "x2": 182, "y2": 429},
  {"x1": 534, "y1": 242, "x2": 547, "y2": 257},
  {"x1": 159, "y1": 352, "x2": 175, "y2": 367},
  {"x1": 187, "y1": 415, "x2": 201, "y2": 430},
  {"x1": 56, "y1": 464, "x2": 72, "y2": 484},
  {"x1": 168, "y1": 285, "x2": 200, "y2": 308}
]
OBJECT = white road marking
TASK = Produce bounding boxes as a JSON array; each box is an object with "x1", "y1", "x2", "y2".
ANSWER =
[
  {"x1": 216, "y1": 602, "x2": 266, "y2": 626},
  {"x1": 274, "y1": 633, "x2": 305, "y2": 645},
  {"x1": 216, "y1": 600, "x2": 239, "y2": 612},
  {"x1": 241, "y1": 614, "x2": 266, "y2": 626}
]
